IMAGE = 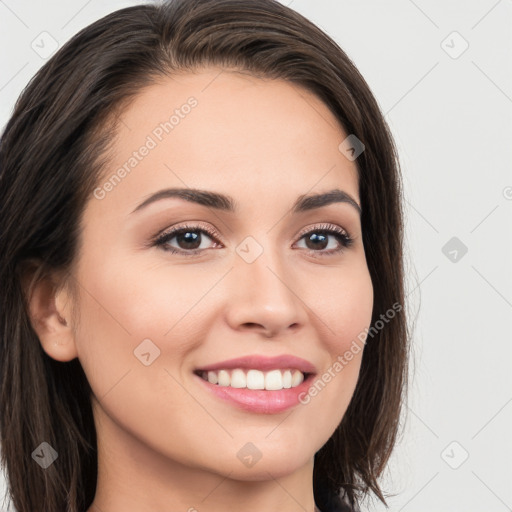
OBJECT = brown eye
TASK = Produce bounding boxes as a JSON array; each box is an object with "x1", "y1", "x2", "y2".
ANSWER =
[
  {"x1": 303, "y1": 232, "x2": 330, "y2": 251},
  {"x1": 295, "y1": 224, "x2": 353, "y2": 256},
  {"x1": 171, "y1": 230, "x2": 203, "y2": 250},
  {"x1": 154, "y1": 225, "x2": 221, "y2": 255}
]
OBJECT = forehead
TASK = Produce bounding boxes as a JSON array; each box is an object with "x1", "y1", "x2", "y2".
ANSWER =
[{"x1": 89, "y1": 68, "x2": 360, "y2": 219}]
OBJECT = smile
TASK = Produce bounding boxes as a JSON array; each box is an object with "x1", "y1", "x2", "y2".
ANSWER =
[
  {"x1": 193, "y1": 354, "x2": 317, "y2": 414},
  {"x1": 198, "y1": 368, "x2": 306, "y2": 390}
]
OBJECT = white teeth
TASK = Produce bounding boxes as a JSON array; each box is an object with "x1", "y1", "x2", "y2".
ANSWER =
[
  {"x1": 198, "y1": 368, "x2": 307, "y2": 390},
  {"x1": 291, "y1": 369, "x2": 304, "y2": 387},
  {"x1": 283, "y1": 370, "x2": 292, "y2": 388},
  {"x1": 247, "y1": 369, "x2": 265, "y2": 390},
  {"x1": 218, "y1": 370, "x2": 230, "y2": 386},
  {"x1": 230, "y1": 369, "x2": 246, "y2": 388},
  {"x1": 265, "y1": 369, "x2": 282, "y2": 390}
]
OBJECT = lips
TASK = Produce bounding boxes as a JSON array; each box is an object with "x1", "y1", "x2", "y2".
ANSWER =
[
  {"x1": 194, "y1": 370, "x2": 315, "y2": 414},
  {"x1": 193, "y1": 354, "x2": 317, "y2": 413},
  {"x1": 195, "y1": 354, "x2": 317, "y2": 374}
]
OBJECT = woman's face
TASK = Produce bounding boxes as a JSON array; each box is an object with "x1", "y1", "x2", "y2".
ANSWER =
[{"x1": 62, "y1": 68, "x2": 373, "y2": 484}]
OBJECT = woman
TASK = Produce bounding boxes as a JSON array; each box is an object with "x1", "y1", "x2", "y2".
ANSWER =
[{"x1": 0, "y1": 1, "x2": 409, "y2": 511}]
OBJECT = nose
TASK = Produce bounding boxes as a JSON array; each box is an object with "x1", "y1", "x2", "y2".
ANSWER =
[{"x1": 224, "y1": 245, "x2": 308, "y2": 339}]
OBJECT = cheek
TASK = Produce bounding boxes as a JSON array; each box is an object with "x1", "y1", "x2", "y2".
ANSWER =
[
  {"x1": 319, "y1": 261, "x2": 374, "y2": 353},
  {"x1": 71, "y1": 253, "x2": 220, "y2": 392},
  {"x1": 71, "y1": 257, "x2": 209, "y2": 444},
  {"x1": 304, "y1": 262, "x2": 373, "y2": 419}
]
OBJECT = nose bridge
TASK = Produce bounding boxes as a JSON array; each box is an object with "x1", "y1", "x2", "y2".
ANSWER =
[{"x1": 227, "y1": 233, "x2": 307, "y2": 334}]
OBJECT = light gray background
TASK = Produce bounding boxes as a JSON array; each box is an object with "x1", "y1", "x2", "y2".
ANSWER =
[{"x1": 1, "y1": 1, "x2": 511, "y2": 511}]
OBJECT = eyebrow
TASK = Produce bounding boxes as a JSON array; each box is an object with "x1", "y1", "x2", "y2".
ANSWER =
[{"x1": 130, "y1": 187, "x2": 361, "y2": 216}]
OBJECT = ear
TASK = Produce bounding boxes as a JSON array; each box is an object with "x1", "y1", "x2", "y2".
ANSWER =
[{"x1": 21, "y1": 261, "x2": 79, "y2": 362}]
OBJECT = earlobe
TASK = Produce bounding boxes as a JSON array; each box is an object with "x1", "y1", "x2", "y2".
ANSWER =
[{"x1": 21, "y1": 262, "x2": 79, "y2": 363}]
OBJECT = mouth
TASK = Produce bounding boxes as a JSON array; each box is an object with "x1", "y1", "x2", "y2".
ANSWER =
[
  {"x1": 192, "y1": 354, "x2": 317, "y2": 414},
  {"x1": 194, "y1": 354, "x2": 317, "y2": 414},
  {"x1": 194, "y1": 368, "x2": 312, "y2": 391}
]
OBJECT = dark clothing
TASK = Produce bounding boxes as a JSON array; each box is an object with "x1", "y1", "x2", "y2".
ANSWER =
[
  {"x1": 317, "y1": 496, "x2": 354, "y2": 512},
  {"x1": 315, "y1": 482, "x2": 359, "y2": 512}
]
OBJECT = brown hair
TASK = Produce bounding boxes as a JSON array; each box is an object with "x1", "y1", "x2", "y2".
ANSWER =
[{"x1": 0, "y1": 1, "x2": 409, "y2": 511}]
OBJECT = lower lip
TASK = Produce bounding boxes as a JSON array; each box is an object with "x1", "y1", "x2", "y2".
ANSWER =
[{"x1": 194, "y1": 373, "x2": 315, "y2": 414}]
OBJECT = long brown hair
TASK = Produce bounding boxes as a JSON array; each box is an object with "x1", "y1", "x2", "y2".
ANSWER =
[{"x1": 0, "y1": 1, "x2": 409, "y2": 511}]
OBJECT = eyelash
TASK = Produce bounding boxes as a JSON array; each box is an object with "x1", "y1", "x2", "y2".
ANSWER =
[{"x1": 152, "y1": 222, "x2": 354, "y2": 258}]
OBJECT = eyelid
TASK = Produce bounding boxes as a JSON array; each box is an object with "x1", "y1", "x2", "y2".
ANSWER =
[
  {"x1": 150, "y1": 221, "x2": 224, "y2": 247},
  {"x1": 151, "y1": 221, "x2": 354, "y2": 255},
  {"x1": 294, "y1": 222, "x2": 351, "y2": 240}
]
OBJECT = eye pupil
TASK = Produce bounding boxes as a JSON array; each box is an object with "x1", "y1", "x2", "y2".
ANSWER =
[
  {"x1": 177, "y1": 231, "x2": 201, "y2": 249},
  {"x1": 305, "y1": 232, "x2": 328, "y2": 250}
]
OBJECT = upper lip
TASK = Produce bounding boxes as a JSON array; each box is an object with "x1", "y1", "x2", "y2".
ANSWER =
[{"x1": 196, "y1": 355, "x2": 317, "y2": 374}]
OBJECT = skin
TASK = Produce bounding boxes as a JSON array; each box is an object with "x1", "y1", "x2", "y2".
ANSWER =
[{"x1": 27, "y1": 68, "x2": 373, "y2": 512}]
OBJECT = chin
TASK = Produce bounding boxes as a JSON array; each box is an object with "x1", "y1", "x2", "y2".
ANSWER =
[{"x1": 214, "y1": 445, "x2": 314, "y2": 481}]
